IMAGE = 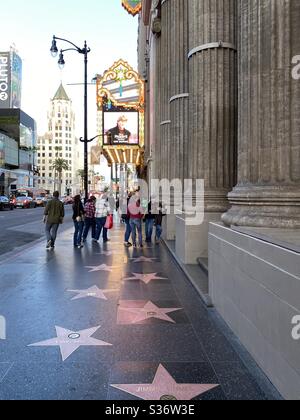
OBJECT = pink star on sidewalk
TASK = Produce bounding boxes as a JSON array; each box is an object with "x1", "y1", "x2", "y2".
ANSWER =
[
  {"x1": 29, "y1": 326, "x2": 112, "y2": 362},
  {"x1": 118, "y1": 301, "x2": 182, "y2": 324},
  {"x1": 111, "y1": 364, "x2": 219, "y2": 400},
  {"x1": 85, "y1": 264, "x2": 116, "y2": 272},
  {"x1": 130, "y1": 256, "x2": 158, "y2": 263},
  {"x1": 68, "y1": 286, "x2": 119, "y2": 301},
  {"x1": 123, "y1": 273, "x2": 167, "y2": 284}
]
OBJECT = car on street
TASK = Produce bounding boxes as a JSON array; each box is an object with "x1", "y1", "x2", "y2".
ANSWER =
[
  {"x1": 35, "y1": 197, "x2": 47, "y2": 207},
  {"x1": 15, "y1": 196, "x2": 37, "y2": 209},
  {"x1": 0, "y1": 196, "x2": 14, "y2": 211}
]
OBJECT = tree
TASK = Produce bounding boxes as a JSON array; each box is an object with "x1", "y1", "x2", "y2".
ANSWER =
[
  {"x1": 77, "y1": 169, "x2": 85, "y2": 193},
  {"x1": 52, "y1": 159, "x2": 70, "y2": 196}
]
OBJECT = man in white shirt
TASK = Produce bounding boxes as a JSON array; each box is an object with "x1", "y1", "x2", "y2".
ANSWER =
[{"x1": 95, "y1": 192, "x2": 110, "y2": 243}]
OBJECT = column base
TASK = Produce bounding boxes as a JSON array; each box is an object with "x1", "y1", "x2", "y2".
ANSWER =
[
  {"x1": 209, "y1": 222, "x2": 300, "y2": 400},
  {"x1": 222, "y1": 185, "x2": 300, "y2": 228},
  {"x1": 162, "y1": 214, "x2": 176, "y2": 241},
  {"x1": 175, "y1": 213, "x2": 222, "y2": 263}
]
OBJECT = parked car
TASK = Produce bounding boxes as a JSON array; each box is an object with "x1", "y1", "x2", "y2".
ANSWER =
[
  {"x1": 0, "y1": 196, "x2": 14, "y2": 211},
  {"x1": 35, "y1": 197, "x2": 46, "y2": 207},
  {"x1": 15, "y1": 196, "x2": 36, "y2": 209}
]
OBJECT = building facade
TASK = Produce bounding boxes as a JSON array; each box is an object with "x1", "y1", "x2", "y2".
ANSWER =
[
  {"x1": 37, "y1": 84, "x2": 82, "y2": 195},
  {"x1": 0, "y1": 109, "x2": 37, "y2": 195},
  {"x1": 138, "y1": 0, "x2": 300, "y2": 400}
]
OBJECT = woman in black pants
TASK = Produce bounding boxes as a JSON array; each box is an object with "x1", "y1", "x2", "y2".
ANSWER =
[{"x1": 72, "y1": 195, "x2": 85, "y2": 248}]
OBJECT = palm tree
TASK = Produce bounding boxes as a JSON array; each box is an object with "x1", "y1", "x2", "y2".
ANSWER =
[
  {"x1": 77, "y1": 169, "x2": 85, "y2": 193},
  {"x1": 52, "y1": 159, "x2": 70, "y2": 196}
]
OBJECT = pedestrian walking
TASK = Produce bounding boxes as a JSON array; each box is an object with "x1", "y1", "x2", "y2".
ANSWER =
[
  {"x1": 155, "y1": 202, "x2": 166, "y2": 244},
  {"x1": 128, "y1": 196, "x2": 144, "y2": 248},
  {"x1": 43, "y1": 191, "x2": 65, "y2": 250},
  {"x1": 95, "y1": 192, "x2": 110, "y2": 243},
  {"x1": 145, "y1": 200, "x2": 155, "y2": 243},
  {"x1": 72, "y1": 195, "x2": 85, "y2": 248},
  {"x1": 82, "y1": 196, "x2": 97, "y2": 243},
  {"x1": 122, "y1": 192, "x2": 133, "y2": 247}
]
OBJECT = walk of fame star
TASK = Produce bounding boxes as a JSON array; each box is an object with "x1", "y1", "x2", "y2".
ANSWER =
[
  {"x1": 85, "y1": 264, "x2": 116, "y2": 272},
  {"x1": 117, "y1": 301, "x2": 182, "y2": 324},
  {"x1": 123, "y1": 273, "x2": 168, "y2": 284},
  {"x1": 130, "y1": 256, "x2": 158, "y2": 263},
  {"x1": 68, "y1": 286, "x2": 119, "y2": 301},
  {"x1": 111, "y1": 364, "x2": 219, "y2": 400},
  {"x1": 29, "y1": 326, "x2": 112, "y2": 361}
]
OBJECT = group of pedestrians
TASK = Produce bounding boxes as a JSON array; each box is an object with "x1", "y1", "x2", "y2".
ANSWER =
[
  {"x1": 72, "y1": 192, "x2": 111, "y2": 249},
  {"x1": 43, "y1": 190, "x2": 165, "y2": 250},
  {"x1": 122, "y1": 192, "x2": 165, "y2": 249}
]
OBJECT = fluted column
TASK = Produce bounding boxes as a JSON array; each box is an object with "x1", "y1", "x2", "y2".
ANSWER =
[
  {"x1": 223, "y1": 0, "x2": 300, "y2": 228},
  {"x1": 188, "y1": 0, "x2": 238, "y2": 213},
  {"x1": 159, "y1": 0, "x2": 172, "y2": 182},
  {"x1": 169, "y1": 0, "x2": 189, "y2": 183}
]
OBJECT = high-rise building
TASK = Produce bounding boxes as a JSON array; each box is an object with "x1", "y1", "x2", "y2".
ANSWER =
[
  {"x1": 0, "y1": 109, "x2": 37, "y2": 195},
  {"x1": 37, "y1": 84, "x2": 82, "y2": 195}
]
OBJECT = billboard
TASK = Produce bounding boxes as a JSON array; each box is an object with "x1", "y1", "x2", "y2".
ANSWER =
[
  {"x1": 11, "y1": 52, "x2": 22, "y2": 109},
  {"x1": 103, "y1": 111, "x2": 139, "y2": 146},
  {"x1": 0, "y1": 52, "x2": 11, "y2": 109}
]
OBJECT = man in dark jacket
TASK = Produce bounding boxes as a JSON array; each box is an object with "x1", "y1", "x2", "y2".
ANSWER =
[
  {"x1": 107, "y1": 115, "x2": 131, "y2": 144},
  {"x1": 43, "y1": 191, "x2": 65, "y2": 250}
]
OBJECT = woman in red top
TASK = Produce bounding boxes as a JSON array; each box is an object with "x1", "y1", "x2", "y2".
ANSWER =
[{"x1": 128, "y1": 198, "x2": 144, "y2": 248}]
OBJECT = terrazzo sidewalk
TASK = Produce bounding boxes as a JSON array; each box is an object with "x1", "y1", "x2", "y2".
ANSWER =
[{"x1": 0, "y1": 223, "x2": 281, "y2": 400}]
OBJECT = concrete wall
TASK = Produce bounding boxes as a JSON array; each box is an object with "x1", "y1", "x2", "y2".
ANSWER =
[{"x1": 209, "y1": 223, "x2": 300, "y2": 400}]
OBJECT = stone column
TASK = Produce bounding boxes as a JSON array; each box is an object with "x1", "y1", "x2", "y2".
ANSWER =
[
  {"x1": 169, "y1": 0, "x2": 189, "y2": 183},
  {"x1": 182, "y1": 0, "x2": 238, "y2": 260},
  {"x1": 159, "y1": 0, "x2": 175, "y2": 239},
  {"x1": 223, "y1": 0, "x2": 300, "y2": 228}
]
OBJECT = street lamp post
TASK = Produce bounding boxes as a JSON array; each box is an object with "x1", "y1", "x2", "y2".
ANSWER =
[{"x1": 50, "y1": 35, "x2": 91, "y2": 202}]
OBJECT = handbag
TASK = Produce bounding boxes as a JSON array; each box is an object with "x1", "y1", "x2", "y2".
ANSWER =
[
  {"x1": 105, "y1": 214, "x2": 113, "y2": 230},
  {"x1": 75, "y1": 202, "x2": 85, "y2": 223}
]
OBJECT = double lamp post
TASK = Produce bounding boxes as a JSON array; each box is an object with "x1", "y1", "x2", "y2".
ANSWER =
[{"x1": 50, "y1": 35, "x2": 96, "y2": 202}]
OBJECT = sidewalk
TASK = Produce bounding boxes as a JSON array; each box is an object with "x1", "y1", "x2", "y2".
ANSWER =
[{"x1": 0, "y1": 223, "x2": 281, "y2": 400}]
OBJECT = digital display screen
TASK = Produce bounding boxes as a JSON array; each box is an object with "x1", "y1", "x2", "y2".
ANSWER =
[{"x1": 103, "y1": 111, "x2": 139, "y2": 146}]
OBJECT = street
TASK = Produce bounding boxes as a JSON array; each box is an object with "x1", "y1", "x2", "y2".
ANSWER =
[{"x1": 0, "y1": 206, "x2": 73, "y2": 257}]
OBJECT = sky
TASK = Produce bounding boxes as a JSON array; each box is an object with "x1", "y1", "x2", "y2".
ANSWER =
[{"x1": 0, "y1": 0, "x2": 138, "y2": 137}]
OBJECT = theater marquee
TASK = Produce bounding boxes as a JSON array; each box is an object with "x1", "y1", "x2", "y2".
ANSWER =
[
  {"x1": 96, "y1": 59, "x2": 145, "y2": 167},
  {"x1": 121, "y1": 0, "x2": 142, "y2": 16}
]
